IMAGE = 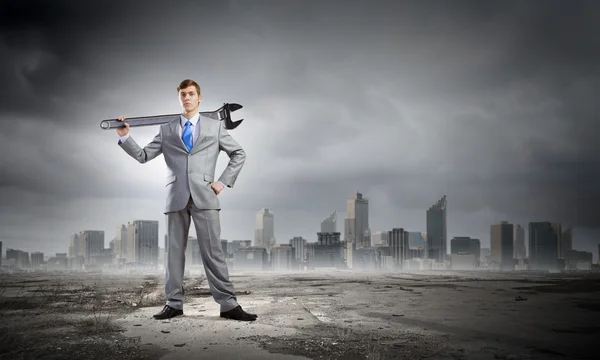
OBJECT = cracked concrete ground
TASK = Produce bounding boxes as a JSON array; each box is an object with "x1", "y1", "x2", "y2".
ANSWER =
[{"x1": 1, "y1": 270, "x2": 599, "y2": 359}]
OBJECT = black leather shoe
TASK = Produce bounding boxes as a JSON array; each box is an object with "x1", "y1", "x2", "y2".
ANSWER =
[
  {"x1": 153, "y1": 305, "x2": 183, "y2": 320},
  {"x1": 220, "y1": 305, "x2": 257, "y2": 321}
]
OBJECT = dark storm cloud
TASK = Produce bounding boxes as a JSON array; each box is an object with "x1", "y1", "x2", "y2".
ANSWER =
[{"x1": 0, "y1": 0, "x2": 133, "y2": 116}]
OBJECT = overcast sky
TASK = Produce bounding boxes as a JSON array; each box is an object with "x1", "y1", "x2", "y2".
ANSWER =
[{"x1": 1, "y1": 0, "x2": 598, "y2": 261}]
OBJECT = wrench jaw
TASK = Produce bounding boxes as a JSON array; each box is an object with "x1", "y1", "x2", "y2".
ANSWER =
[{"x1": 222, "y1": 103, "x2": 244, "y2": 130}]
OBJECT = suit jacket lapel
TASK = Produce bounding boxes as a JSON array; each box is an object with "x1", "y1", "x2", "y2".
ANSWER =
[
  {"x1": 190, "y1": 114, "x2": 208, "y2": 153},
  {"x1": 169, "y1": 117, "x2": 189, "y2": 152}
]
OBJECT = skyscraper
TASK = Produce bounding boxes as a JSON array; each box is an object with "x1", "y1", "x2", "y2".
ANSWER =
[
  {"x1": 80, "y1": 230, "x2": 104, "y2": 265},
  {"x1": 126, "y1": 220, "x2": 159, "y2": 265},
  {"x1": 321, "y1": 211, "x2": 337, "y2": 233},
  {"x1": 490, "y1": 221, "x2": 514, "y2": 270},
  {"x1": 255, "y1": 208, "x2": 275, "y2": 252},
  {"x1": 560, "y1": 227, "x2": 573, "y2": 259},
  {"x1": 345, "y1": 192, "x2": 369, "y2": 249},
  {"x1": 426, "y1": 195, "x2": 447, "y2": 261},
  {"x1": 529, "y1": 222, "x2": 560, "y2": 271},
  {"x1": 514, "y1": 224, "x2": 526, "y2": 260}
]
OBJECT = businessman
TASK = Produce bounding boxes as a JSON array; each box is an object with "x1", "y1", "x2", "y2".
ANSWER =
[{"x1": 116, "y1": 79, "x2": 257, "y2": 321}]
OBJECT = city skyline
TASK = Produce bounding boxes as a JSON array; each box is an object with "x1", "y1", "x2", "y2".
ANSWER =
[
  {"x1": 0, "y1": 1, "x2": 598, "y2": 261},
  {"x1": 3, "y1": 191, "x2": 597, "y2": 264}
]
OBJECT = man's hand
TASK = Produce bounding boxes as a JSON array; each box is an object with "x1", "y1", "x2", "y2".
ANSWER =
[
  {"x1": 116, "y1": 116, "x2": 130, "y2": 137},
  {"x1": 211, "y1": 181, "x2": 225, "y2": 195}
]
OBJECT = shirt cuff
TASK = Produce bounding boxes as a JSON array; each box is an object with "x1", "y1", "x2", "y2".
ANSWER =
[
  {"x1": 118, "y1": 134, "x2": 130, "y2": 144},
  {"x1": 218, "y1": 181, "x2": 227, "y2": 188}
]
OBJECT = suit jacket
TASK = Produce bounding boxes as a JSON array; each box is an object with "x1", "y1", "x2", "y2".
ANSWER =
[{"x1": 119, "y1": 114, "x2": 246, "y2": 213}]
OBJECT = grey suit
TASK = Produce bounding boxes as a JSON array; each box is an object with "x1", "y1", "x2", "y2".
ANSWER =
[{"x1": 119, "y1": 114, "x2": 246, "y2": 312}]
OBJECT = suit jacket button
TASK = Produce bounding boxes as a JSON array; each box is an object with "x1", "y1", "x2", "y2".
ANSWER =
[{"x1": 188, "y1": 170, "x2": 192, "y2": 174}]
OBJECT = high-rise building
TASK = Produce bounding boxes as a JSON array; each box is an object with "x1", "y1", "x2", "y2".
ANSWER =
[
  {"x1": 79, "y1": 230, "x2": 104, "y2": 265},
  {"x1": 6, "y1": 249, "x2": 30, "y2": 268},
  {"x1": 126, "y1": 220, "x2": 159, "y2": 265},
  {"x1": 271, "y1": 244, "x2": 295, "y2": 271},
  {"x1": 289, "y1": 236, "x2": 307, "y2": 265},
  {"x1": 255, "y1": 208, "x2": 275, "y2": 252},
  {"x1": 514, "y1": 224, "x2": 526, "y2": 260},
  {"x1": 560, "y1": 227, "x2": 573, "y2": 259},
  {"x1": 388, "y1": 228, "x2": 410, "y2": 267},
  {"x1": 31, "y1": 252, "x2": 44, "y2": 269},
  {"x1": 371, "y1": 231, "x2": 389, "y2": 246},
  {"x1": 114, "y1": 225, "x2": 127, "y2": 261},
  {"x1": 0, "y1": 241, "x2": 2, "y2": 267},
  {"x1": 450, "y1": 237, "x2": 481, "y2": 263},
  {"x1": 345, "y1": 192, "x2": 369, "y2": 249},
  {"x1": 321, "y1": 211, "x2": 337, "y2": 233},
  {"x1": 529, "y1": 222, "x2": 560, "y2": 271},
  {"x1": 426, "y1": 195, "x2": 447, "y2": 261},
  {"x1": 490, "y1": 221, "x2": 514, "y2": 270},
  {"x1": 408, "y1": 232, "x2": 426, "y2": 249}
]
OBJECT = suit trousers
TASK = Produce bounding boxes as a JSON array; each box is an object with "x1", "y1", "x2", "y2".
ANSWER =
[{"x1": 164, "y1": 196, "x2": 238, "y2": 312}]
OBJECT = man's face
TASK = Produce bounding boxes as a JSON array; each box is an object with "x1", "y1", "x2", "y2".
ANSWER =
[{"x1": 179, "y1": 86, "x2": 201, "y2": 112}]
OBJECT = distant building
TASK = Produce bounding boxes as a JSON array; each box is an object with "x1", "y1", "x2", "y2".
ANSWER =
[
  {"x1": 306, "y1": 232, "x2": 345, "y2": 269},
  {"x1": 491, "y1": 221, "x2": 514, "y2": 270},
  {"x1": 6, "y1": 249, "x2": 30, "y2": 268},
  {"x1": 271, "y1": 244, "x2": 296, "y2": 271},
  {"x1": 564, "y1": 250, "x2": 593, "y2": 270},
  {"x1": 560, "y1": 227, "x2": 573, "y2": 259},
  {"x1": 255, "y1": 208, "x2": 275, "y2": 253},
  {"x1": 126, "y1": 221, "x2": 159, "y2": 265},
  {"x1": 514, "y1": 225, "x2": 526, "y2": 260},
  {"x1": 289, "y1": 236, "x2": 307, "y2": 269},
  {"x1": 388, "y1": 228, "x2": 410, "y2": 268},
  {"x1": 233, "y1": 246, "x2": 268, "y2": 270},
  {"x1": 31, "y1": 252, "x2": 44, "y2": 269},
  {"x1": 345, "y1": 192, "x2": 370, "y2": 258},
  {"x1": 321, "y1": 211, "x2": 337, "y2": 233},
  {"x1": 427, "y1": 195, "x2": 447, "y2": 261},
  {"x1": 529, "y1": 222, "x2": 560, "y2": 271},
  {"x1": 371, "y1": 231, "x2": 389, "y2": 246},
  {"x1": 450, "y1": 237, "x2": 481, "y2": 264}
]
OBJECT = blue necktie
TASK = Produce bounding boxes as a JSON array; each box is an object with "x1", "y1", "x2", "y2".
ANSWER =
[{"x1": 182, "y1": 120, "x2": 193, "y2": 151}]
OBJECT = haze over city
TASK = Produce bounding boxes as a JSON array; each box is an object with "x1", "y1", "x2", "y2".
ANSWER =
[{"x1": 0, "y1": 0, "x2": 598, "y2": 261}]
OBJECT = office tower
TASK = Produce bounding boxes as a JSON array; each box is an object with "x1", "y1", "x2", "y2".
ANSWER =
[
  {"x1": 408, "y1": 232, "x2": 426, "y2": 249},
  {"x1": 388, "y1": 228, "x2": 410, "y2": 267},
  {"x1": 490, "y1": 221, "x2": 514, "y2": 270},
  {"x1": 426, "y1": 195, "x2": 447, "y2": 261},
  {"x1": 514, "y1": 224, "x2": 526, "y2": 260},
  {"x1": 255, "y1": 208, "x2": 275, "y2": 252},
  {"x1": 114, "y1": 225, "x2": 127, "y2": 261},
  {"x1": 126, "y1": 220, "x2": 159, "y2": 265},
  {"x1": 450, "y1": 237, "x2": 481, "y2": 263},
  {"x1": 560, "y1": 227, "x2": 573, "y2": 259},
  {"x1": 372, "y1": 231, "x2": 389, "y2": 246},
  {"x1": 529, "y1": 222, "x2": 560, "y2": 270},
  {"x1": 79, "y1": 230, "x2": 104, "y2": 265},
  {"x1": 289, "y1": 236, "x2": 307, "y2": 264},
  {"x1": 345, "y1": 192, "x2": 369, "y2": 249},
  {"x1": 321, "y1": 211, "x2": 337, "y2": 233},
  {"x1": 31, "y1": 252, "x2": 44, "y2": 269},
  {"x1": 6, "y1": 249, "x2": 30, "y2": 268},
  {"x1": 271, "y1": 244, "x2": 295, "y2": 271}
]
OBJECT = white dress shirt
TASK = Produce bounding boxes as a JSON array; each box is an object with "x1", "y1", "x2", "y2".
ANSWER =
[{"x1": 118, "y1": 112, "x2": 226, "y2": 189}]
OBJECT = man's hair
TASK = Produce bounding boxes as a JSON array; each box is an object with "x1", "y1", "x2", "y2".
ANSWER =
[{"x1": 177, "y1": 79, "x2": 201, "y2": 95}]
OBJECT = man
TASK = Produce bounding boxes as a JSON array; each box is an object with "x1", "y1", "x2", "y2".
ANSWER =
[{"x1": 116, "y1": 79, "x2": 257, "y2": 322}]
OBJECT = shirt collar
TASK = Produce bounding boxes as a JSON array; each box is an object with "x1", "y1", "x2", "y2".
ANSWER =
[{"x1": 181, "y1": 112, "x2": 200, "y2": 127}]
